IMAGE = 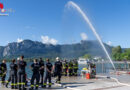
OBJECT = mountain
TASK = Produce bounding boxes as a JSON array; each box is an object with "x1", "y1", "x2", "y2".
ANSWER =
[{"x1": 0, "y1": 40, "x2": 112, "y2": 59}]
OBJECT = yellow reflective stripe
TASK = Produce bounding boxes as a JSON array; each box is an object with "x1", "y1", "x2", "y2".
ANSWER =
[
  {"x1": 21, "y1": 83, "x2": 25, "y2": 85},
  {"x1": 17, "y1": 83, "x2": 25, "y2": 85},
  {"x1": 68, "y1": 73, "x2": 72, "y2": 75},
  {"x1": 49, "y1": 83, "x2": 52, "y2": 85},
  {"x1": 68, "y1": 67, "x2": 72, "y2": 69},
  {"x1": 18, "y1": 83, "x2": 22, "y2": 85},
  {"x1": 17, "y1": 83, "x2": 21, "y2": 85},
  {"x1": 36, "y1": 85, "x2": 39, "y2": 87},
  {"x1": 74, "y1": 67, "x2": 78, "y2": 69},
  {"x1": 5, "y1": 81, "x2": 9, "y2": 83},
  {"x1": 11, "y1": 83, "x2": 17, "y2": 85},
  {"x1": 31, "y1": 85, "x2": 34, "y2": 87},
  {"x1": 11, "y1": 83, "x2": 15, "y2": 85},
  {"x1": 0, "y1": 81, "x2": 5, "y2": 83},
  {"x1": 14, "y1": 83, "x2": 17, "y2": 85},
  {"x1": 2, "y1": 67, "x2": 4, "y2": 70},
  {"x1": 43, "y1": 83, "x2": 46, "y2": 85}
]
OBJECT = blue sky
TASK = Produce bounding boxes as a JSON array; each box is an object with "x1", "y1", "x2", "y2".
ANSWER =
[{"x1": 0, "y1": 0, "x2": 130, "y2": 48}]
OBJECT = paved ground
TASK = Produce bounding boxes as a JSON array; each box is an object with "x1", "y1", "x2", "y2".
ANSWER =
[
  {"x1": 61, "y1": 76, "x2": 130, "y2": 90},
  {"x1": 0, "y1": 76, "x2": 130, "y2": 90}
]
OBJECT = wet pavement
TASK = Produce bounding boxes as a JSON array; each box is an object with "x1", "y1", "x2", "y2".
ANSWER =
[
  {"x1": 61, "y1": 76, "x2": 130, "y2": 90},
  {"x1": 0, "y1": 76, "x2": 130, "y2": 90},
  {"x1": 0, "y1": 85, "x2": 66, "y2": 90}
]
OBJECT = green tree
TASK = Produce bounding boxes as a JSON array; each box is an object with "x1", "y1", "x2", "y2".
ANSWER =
[
  {"x1": 82, "y1": 54, "x2": 92, "y2": 59},
  {"x1": 121, "y1": 48, "x2": 130, "y2": 60},
  {"x1": 112, "y1": 46, "x2": 122, "y2": 60}
]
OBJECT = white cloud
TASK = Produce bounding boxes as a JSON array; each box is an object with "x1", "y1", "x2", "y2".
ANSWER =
[
  {"x1": 107, "y1": 41, "x2": 112, "y2": 46},
  {"x1": 50, "y1": 38, "x2": 58, "y2": 45},
  {"x1": 80, "y1": 32, "x2": 88, "y2": 40},
  {"x1": 41, "y1": 35, "x2": 58, "y2": 45},
  {"x1": 17, "y1": 38, "x2": 23, "y2": 43}
]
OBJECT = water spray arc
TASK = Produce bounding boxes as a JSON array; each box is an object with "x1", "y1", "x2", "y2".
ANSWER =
[{"x1": 67, "y1": 1, "x2": 116, "y2": 70}]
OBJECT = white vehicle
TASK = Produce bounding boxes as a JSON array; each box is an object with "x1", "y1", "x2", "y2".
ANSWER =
[{"x1": 78, "y1": 58, "x2": 88, "y2": 64}]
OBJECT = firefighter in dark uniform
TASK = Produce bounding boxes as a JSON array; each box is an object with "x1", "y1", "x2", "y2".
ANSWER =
[
  {"x1": 54, "y1": 57, "x2": 62, "y2": 84},
  {"x1": 63, "y1": 60, "x2": 68, "y2": 76},
  {"x1": 17, "y1": 55, "x2": 27, "y2": 89},
  {"x1": 43, "y1": 59, "x2": 53, "y2": 88},
  {"x1": 73, "y1": 59, "x2": 78, "y2": 76},
  {"x1": 39, "y1": 58, "x2": 44, "y2": 85},
  {"x1": 68, "y1": 60, "x2": 73, "y2": 76},
  {"x1": 1, "y1": 59, "x2": 7, "y2": 85},
  {"x1": 0, "y1": 63, "x2": 4, "y2": 84},
  {"x1": 30, "y1": 59, "x2": 40, "y2": 90},
  {"x1": 0, "y1": 64, "x2": 2, "y2": 79},
  {"x1": 90, "y1": 63, "x2": 96, "y2": 78},
  {"x1": 6, "y1": 59, "x2": 18, "y2": 89},
  {"x1": 0, "y1": 64, "x2": 3, "y2": 82}
]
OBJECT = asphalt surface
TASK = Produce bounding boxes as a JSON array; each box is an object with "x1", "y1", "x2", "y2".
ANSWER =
[{"x1": 0, "y1": 76, "x2": 130, "y2": 90}]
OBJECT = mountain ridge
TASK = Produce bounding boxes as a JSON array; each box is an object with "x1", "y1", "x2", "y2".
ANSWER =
[{"x1": 0, "y1": 40, "x2": 113, "y2": 59}]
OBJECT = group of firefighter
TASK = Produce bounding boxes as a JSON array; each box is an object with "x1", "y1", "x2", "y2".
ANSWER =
[
  {"x1": 62, "y1": 59, "x2": 78, "y2": 76},
  {"x1": 0, "y1": 56, "x2": 78, "y2": 90}
]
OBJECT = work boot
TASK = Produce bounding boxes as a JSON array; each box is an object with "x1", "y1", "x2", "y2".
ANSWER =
[
  {"x1": 18, "y1": 85, "x2": 21, "y2": 89},
  {"x1": 35, "y1": 87, "x2": 38, "y2": 90},
  {"x1": 42, "y1": 83, "x2": 46, "y2": 88},
  {"x1": 5, "y1": 83, "x2": 8, "y2": 88},
  {"x1": 30, "y1": 87, "x2": 33, "y2": 90},
  {"x1": 49, "y1": 83, "x2": 52, "y2": 88},
  {"x1": 49, "y1": 85, "x2": 51, "y2": 88},
  {"x1": 15, "y1": 86, "x2": 18, "y2": 89},
  {"x1": 19, "y1": 87, "x2": 26, "y2": 90},
  {"x1": 11, "y1": 86, "x2": 14, "y2": 89},
  {"x1": 29, "y1": 88, "x2": 32, "y2": 90},
  {"x1": 36, "y1": 85, "x2": 38, "y2": 90},
  {"x1": 42, "y1": 85, "x2": 46, "y2": 88},
  {"x1": 23, "y1": 87, "x2": 26, "y2": 90}
]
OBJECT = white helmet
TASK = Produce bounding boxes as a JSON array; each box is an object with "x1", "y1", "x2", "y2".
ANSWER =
[
  {"x1": 56, "y1": 57, "x2": 60, "y2": 61},
  {"x1": 17, "y1": 57, "x2": 20, "y2": 61}
]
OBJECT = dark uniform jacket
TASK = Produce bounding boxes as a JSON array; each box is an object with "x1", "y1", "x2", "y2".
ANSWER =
[
  {"x1": 10, "y1": 63, "x2": 18, "y2": 75},
  {"x1": 18, "y1": 61, "x2": 27, "y2": 74},
  {"x1": 31, "y1": 63, "x2": 40, "y2": 74}
]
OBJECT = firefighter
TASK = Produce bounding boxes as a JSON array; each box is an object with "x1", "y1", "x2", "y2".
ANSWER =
[
  {"x1": 73, "y1": 59, "x2": 78, "y2": 76},
  {"x1": 90, "y1": 63, "x2": 96, "y2": 78},
  {"x1": 62, "y1": 60, "x2": 68, "y2": 76},
  {"x1": 39, "y1": 58, "x2": 44, "y2": 85},
  {"x1": 54, "y1": 57, "x2": 62, "y2": 84},
  {"x1": 68, "y1": 60, "x2": 73, "y2": 76},
  {"x1": 30, "y1": 59, "x2": 40, "y2": 90},
  {"x1": 0, "y1": 64, "x2": 2, "y2": 79},
  {"x1": 43, "y1": 59, "x2": 53, "y2": 88},
  {"x1": 17, "y1": 55, "x2": 27, "y2": 89},
  {"x1": 1, "y1": 59, "x2": 7, "y2": 85},
  {"x1": 6, "y1": 59, "x2": 18, "y2": 89},
  {"x1": 0, "y1": 63, "x2": 3, "y2": 84}
]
